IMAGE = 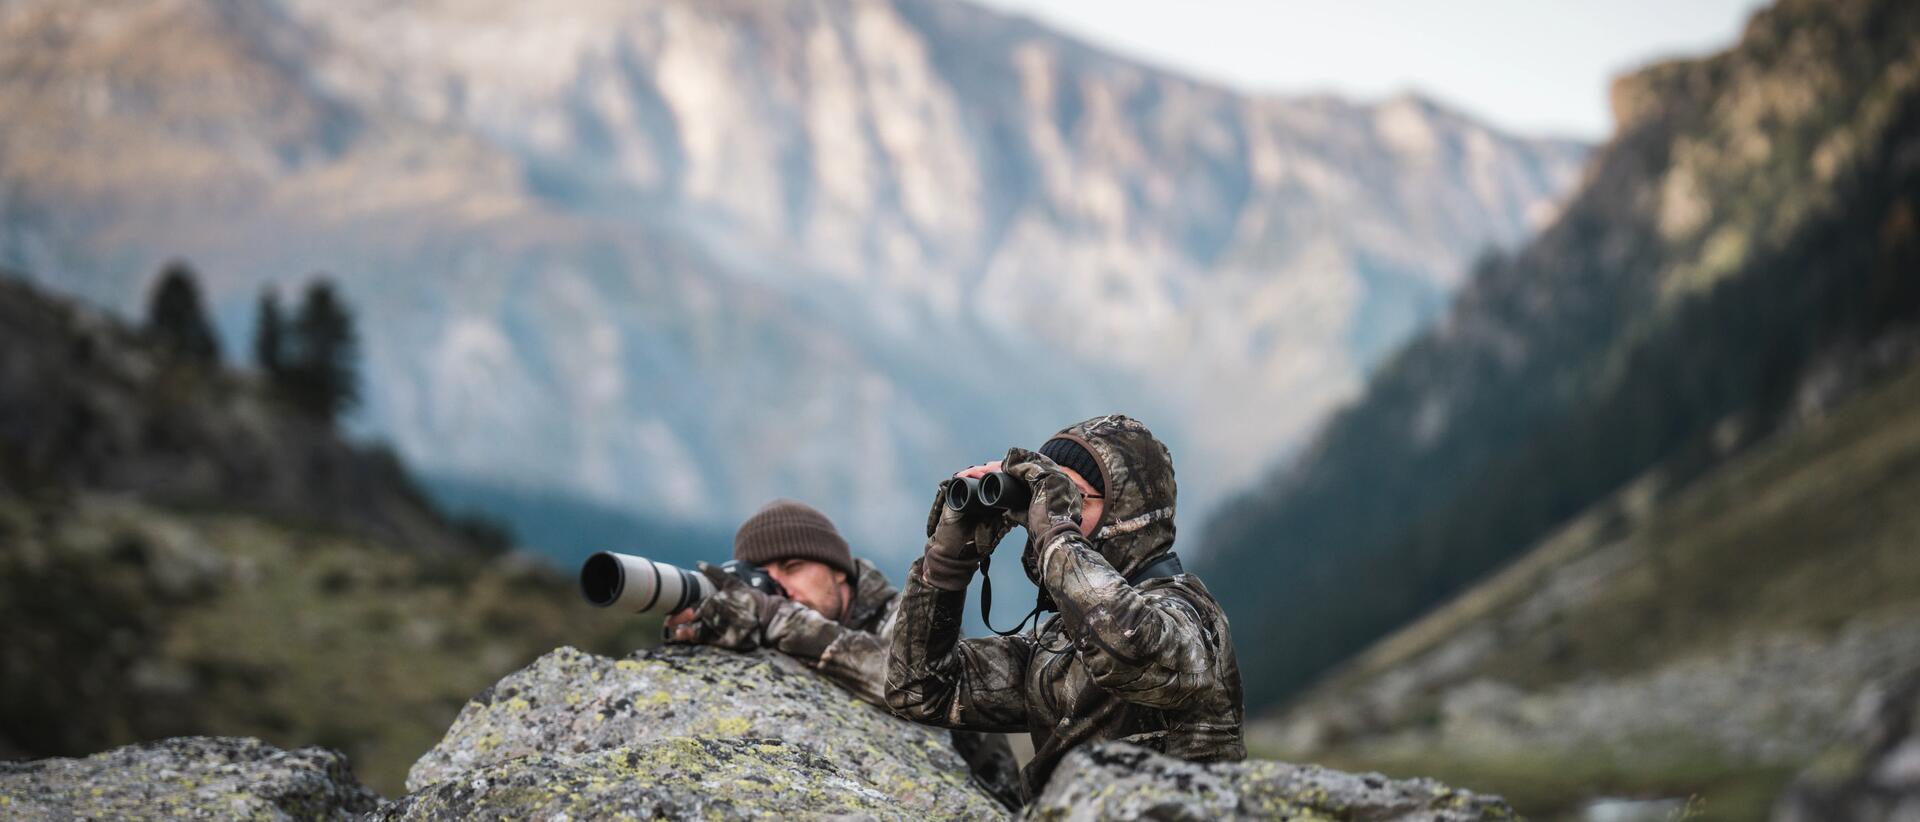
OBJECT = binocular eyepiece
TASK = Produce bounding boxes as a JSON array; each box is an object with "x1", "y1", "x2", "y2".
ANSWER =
[
  {"x1": 579, "y1": 552, "x2": 785, "y2": 616},
  {"x1": 945, "y1": 471, "x2": 1031, "y2": 518}
]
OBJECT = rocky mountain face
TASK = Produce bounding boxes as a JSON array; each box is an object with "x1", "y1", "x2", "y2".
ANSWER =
[
  {"x1": 0, "y1": 273, "x2": 659, "y2": 794},
  {"x1": 0, "y1": 0, "x2": 1585, "y2": 554},
  {"x1": 1198, "y1": 0, "x2": 1920, "y2": 711},
  {"x1": 0, "y1": 644, "x2": 1521, "y2": 820}
]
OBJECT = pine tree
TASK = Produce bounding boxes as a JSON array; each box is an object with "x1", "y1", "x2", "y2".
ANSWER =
[
  {"x1": 145, "y1": 261, "x2": 221, "y2": 365},
  {"x1": 253, "y1": 287, "x2": 285, "y2": 378},
  {"x1": 283, "y1": 278, "x2": 360, "y2": 424}
]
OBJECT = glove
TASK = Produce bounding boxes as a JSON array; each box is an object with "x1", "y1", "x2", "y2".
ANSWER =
[
  {"x1": 663, "y1": 562, "x2": 788, "y2": 651},
  {"x1": 919, "y1": 478, "x2": 1015, "y2": 591},
  {"x1": 1000, "y1": 447, "x2": 1084, "y2": 547}
]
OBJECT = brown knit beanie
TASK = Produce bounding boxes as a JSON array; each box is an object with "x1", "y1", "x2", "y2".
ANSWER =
[{"x1": 733, "y1": 499, "x2": 855, "y2": 579}]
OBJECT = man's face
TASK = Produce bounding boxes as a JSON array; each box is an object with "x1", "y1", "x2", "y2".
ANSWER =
[{"x1": 764, "y1": 558, "x2": 849, "y2": 620}]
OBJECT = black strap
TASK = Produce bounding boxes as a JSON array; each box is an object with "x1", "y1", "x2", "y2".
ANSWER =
[
  {"x1": 978, "y1": 554, "x2": 1045, "y2": 637},
  {"x1": 1125, "y1": 552, "x2": 1184, "y2": 587},
  {"x1": 978, "y1": 551, "x2": 1182, "y2": 637}
]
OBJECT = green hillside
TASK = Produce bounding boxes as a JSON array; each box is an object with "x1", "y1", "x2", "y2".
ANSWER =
[
  {"x1": 1255, "y1": 355, "x2": 1920, "y2": 819},
  {"x1": 0, "y1": 273, "x2": 662, "y2": 795}
]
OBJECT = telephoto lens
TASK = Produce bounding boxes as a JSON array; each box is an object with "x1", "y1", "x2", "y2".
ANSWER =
[
  {"x1": 977, "y1": 471, "x2": 1032, "y2": 512},
  {"x1": 579, "y1": 551, "x2": 715, "y2": 615},
  {"x1": 944, "y1": 476, "x2": 992, "y2": 517}
]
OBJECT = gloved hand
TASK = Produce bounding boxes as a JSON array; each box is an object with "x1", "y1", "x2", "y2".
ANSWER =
[
  {"x1": 919, "y1": 477, "x2": 1015, "y2": 591},
  {"x1": 662, "y1": 562, "x2": 788, "y2": 651},
  {"x1": 1000, "y1": 447, "x2": 1084, "y2": 545}
]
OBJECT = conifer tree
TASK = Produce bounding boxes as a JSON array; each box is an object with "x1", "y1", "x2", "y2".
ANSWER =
[
  {"x1": 145, "y1": 261, "x2": 221, "y2": 365},
  {"x1": 283, "y1": 278, "x2": 360, "y2": 424},
  {"x1": 253, "y1": 287, "x2": 285, "y2": 378}
]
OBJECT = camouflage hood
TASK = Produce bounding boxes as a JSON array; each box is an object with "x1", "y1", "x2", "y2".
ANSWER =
[{"x1": 1030, "y1": 414, "x2": 1177, "y2": 581}]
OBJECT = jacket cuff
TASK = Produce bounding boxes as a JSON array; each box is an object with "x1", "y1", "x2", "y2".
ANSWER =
[{"x1": 917, "y1": 549, "x2": 979, "y2": 592}]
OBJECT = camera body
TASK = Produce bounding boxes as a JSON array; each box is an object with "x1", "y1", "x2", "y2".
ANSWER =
[
  {"x1": 716, "y1": 558, "x2": 787, "y2": 599},
  {"x1": 580, "y1": 552, "x2": 787, "y2": 615}
]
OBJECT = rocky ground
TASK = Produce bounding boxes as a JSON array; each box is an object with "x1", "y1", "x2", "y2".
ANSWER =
[
  {"x1": 1775, "y1": 673, "x2": 1920, "y2": 822},
  {"x1": 1, "y1": 644, "x2": 1519, "y2": 820},
  {"x1": 0, "y1": 736, "x2": 378, "y2": 820}
]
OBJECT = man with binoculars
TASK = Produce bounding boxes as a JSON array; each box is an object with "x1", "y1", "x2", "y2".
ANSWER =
[{"x1": 886, "y1": 414, "x2": 1246, "y2": 799}]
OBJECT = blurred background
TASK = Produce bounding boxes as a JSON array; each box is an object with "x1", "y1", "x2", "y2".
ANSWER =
[{"x1": 3, "y1": 0, "x2": 1916, "y2": 818}]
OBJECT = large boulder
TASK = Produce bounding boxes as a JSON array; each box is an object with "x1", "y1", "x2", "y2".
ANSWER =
[
  {"x1": 376, "y1": 737, "x2": 910, "y2": 819},
  {"x1": 395, "y1": 644, "x2": 1006, "y2": 819},
  {"x1": 0, "y1": 736, "x2": 378, "y2": 820},
  {"x1": 1026, "y1": 742, "x2": 1517, "y2": 821}
]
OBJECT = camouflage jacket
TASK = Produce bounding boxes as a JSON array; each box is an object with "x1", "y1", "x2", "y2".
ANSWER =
[
  {"x1": 760, "y1": 556, "x2": 901, "y2": 706},
  {"x1": 886, "y1": 415, "x2": 1247, "y2": 796},
  {"x1": 761, "y1": 556, "x2": 1022, "y2": 809}
]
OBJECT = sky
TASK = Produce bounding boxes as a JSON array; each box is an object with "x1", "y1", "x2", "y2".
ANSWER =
[{"x1": 975, "y1": 0, "x2": 1769, "y2": 140}]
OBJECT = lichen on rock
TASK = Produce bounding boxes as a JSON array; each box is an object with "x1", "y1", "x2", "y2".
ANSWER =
[
  {"x1": 401, "y1": 644, "x2": 1006, "y2": 819},
  {"x1": 374, "y1": 737, "x2": 904, "y2": 820},
  {"x1": 0, "y1": 736, "x2": 378, "y2": 820},
  {"x1": 1024, "y1": 742, "x2": 1517, "y2": 821}
]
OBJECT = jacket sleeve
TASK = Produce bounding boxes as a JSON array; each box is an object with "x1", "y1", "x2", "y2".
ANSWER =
[
  {"x1": 884, "y1": 558, "x2": 1033, "y2": 732},
  {"x1": 763, "y1": 601, "x2": 894, "y2": 707},
  {"x1": 1036, "y1": 531, "x2": 1219, "y2": 709}
]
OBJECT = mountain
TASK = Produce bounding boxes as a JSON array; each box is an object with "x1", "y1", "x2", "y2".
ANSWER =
[
  {"x1": 1197, "y1": 0, "x2": 1920, "y2": 720},
  {"x1": 0, "y1": 272, "x2": 662, "y2": 794},
  {"x1": 0, "y1": 0, "x2": 1585, "y2": 557}
]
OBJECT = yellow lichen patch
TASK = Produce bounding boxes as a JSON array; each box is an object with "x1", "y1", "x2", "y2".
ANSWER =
[{"x1": 710, "y1": 716, "x2": 751, "y2": 736}]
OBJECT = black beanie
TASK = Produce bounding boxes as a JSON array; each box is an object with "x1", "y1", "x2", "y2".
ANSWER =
[
  {"x1": 733, "y1": 499, "x2": 856, "y2": 579},
  {"x1": 1039, "y1": 437, "x2": 1105, "y2": 495}
]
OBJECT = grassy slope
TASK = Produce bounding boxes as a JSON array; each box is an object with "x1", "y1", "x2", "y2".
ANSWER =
[
  {"x1": 0, "y1": 495, "x2": 659, "y2": 796},
  {"x1": 1259, "y1": 357, "x2": 1920, "y2": 819}
]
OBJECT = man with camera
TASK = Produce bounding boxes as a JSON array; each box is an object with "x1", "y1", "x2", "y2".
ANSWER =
[
  {"x1": 661, "y1": 499, "x2": 896, "y2": 704},
  {"x1": 660, "y1": 498, "x2": 1021, "y2": 807},
  {"x1": 886, "y1": 414, "x2": 1246, "y2": 799}
]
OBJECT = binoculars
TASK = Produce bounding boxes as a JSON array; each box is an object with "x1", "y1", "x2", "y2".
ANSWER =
[
  {"x1": 579, "y1": 551, "x2": 786, "y2": 616},
  {"x1": 945, "y1": 471, "x2": 1031, "y2": 517}
]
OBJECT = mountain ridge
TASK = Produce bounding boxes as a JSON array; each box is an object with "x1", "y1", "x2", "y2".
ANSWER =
[{"x1": 0, "y1": 0, "x2": 1585, "y2": 556}]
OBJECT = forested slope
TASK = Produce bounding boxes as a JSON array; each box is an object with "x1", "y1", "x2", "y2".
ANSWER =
[{"x1": 1198, "y1": 0, "x2": 1920, "y2": 707}]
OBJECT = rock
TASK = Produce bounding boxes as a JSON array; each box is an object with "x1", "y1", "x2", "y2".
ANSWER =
[
  {"x1": 374, "y1": 737, "x2": 909, "y2": 820},
  {"x1": 1024, "y1": 742, "x2": 1516, "y2": 821},
  {"x1": 1773, "y1": 672, "x2": 1920, "y2": 822},
  {"x1": 398, "y1": 644, "x2": 1005, "y2": 819},
  {"x1": 0, "y1": 736, "x2": 378, "y2": 820}
]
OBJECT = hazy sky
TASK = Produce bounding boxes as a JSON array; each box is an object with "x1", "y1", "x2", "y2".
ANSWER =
[{"x1": 976, "y1": 0, "x2": 1768, "y2": 139}]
